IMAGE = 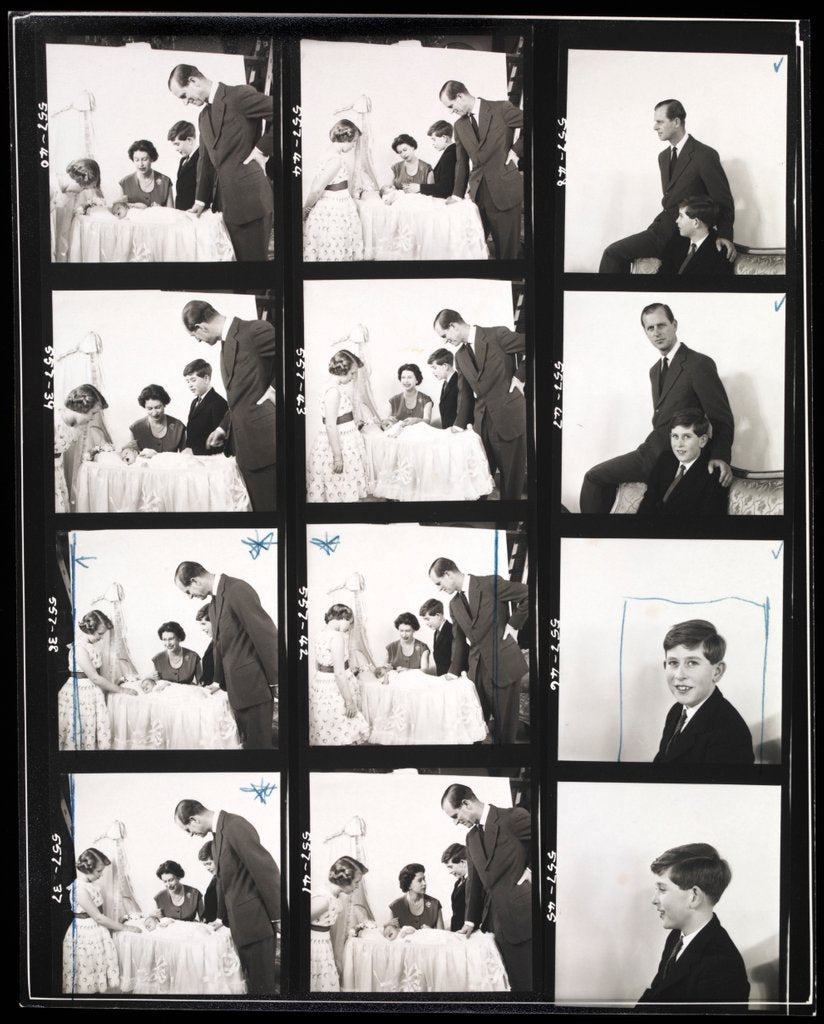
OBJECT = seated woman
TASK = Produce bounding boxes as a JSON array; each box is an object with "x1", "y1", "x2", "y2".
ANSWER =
[
  {"x1": 151, "y1": 621, "x2": 203, "y2": 686},
  {"x1": 384, "y1": 612, "x2": 431, "y2": 673},
  {"x1": 58, "y1": 609, "x2": 136, "y2": 751},
  {"x1": 122, "y1": 384, "x2": 187, "y2": 460},
  {"x1": 309, "y1": 603, "x2": 370, "y2": 746},
  {"x1": 388, "y1": 864, "x2": 444, "y2": 933},
  {"x1": 311, "y1": 856, "x2": 369, "y2": 992},
  {"x1": 384, "y1": 134, "x2": 433, "y2": 195},
  {"x1": 118, "y1": 139, "x2": 174, "y2": 209},
  {"x1": 382, "y1": 364, "x2": 433, "y2": 431},
  {"x1": 405, "y1": 121, "x2": 457, "y2": 199},
  {"x1": 62, "y1": 847, "x2": 140, "y2": 994},
  {"x1": 153, "y1": 860, "x2": 204, "y2": 921}
]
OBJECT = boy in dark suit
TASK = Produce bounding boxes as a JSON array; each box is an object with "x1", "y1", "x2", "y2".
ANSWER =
[
  {"x1": 183, "y1": 358, "x2": 229, "y2": 456},
  {"x1": 637, "y1": 408, "x2": 728, "y2": 516},
  {"x1": 653, "y1": 619, "x2": 754, "y2": 764},
  {"x1": 167, "y1": 120, "x2": 201, "y2": 212},
  {"x1": 426, "y1": 348, "x2": 468, "y2": 429},
  {"x1": 661, "y1": 195, "x2": 736, "y2": 277},
  {"x1": 440, "y1": 843, "x2": 468, "y2": 932},
  {"x1": 419, "y1": 598, "x2": 467, "y2": 676},
  {"x1": 638, "y1": 843, "x2": 749, "y2": 1005},
  {"x1": 414, "y1": 120, "x2": 457, "y2": 199}
]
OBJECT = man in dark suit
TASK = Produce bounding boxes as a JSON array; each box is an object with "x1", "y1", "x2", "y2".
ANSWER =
[
  {"x1": 653, "y1": 619, "x2": 754, "y2": 764},
  {"x1": 580, "y1": 302, "x2": 735, "y2": 513},
  {"x1": 638, "y1": 843, "x2": 749, "y2": 1005},
  {"x1": 182, "y1": 358, "x2": 229, "y2": 456},
  {"x1": 429, "y1": 557, "x2": 529, "y2": 745},
  {"x1": 441, "y1": 843, "x2": 468, "y2": 932},
  {"x1": 441, "y1": 784, "x2": 532, "y2": 990},
  {"x1": 175, "y1": 800, "x2": 281, "y2": 994},
  {"x1": 637, "y1": 409, "x2": 728, "y2": 516},
  {"x1": 167, "y1": 120, "x2": 201, "y2": 212},
  {"x1": 440, "y1": 81, "x2": 523, "y2": 259},
  {"x1": 434, "y1": 308, "x2": 526, "y2": 500},
  {"x1": 405, "y1": 120, "x2": 457, "y2": 199},
  {"x1": 599, "y1": 100, "x2": 736, "y2": 274},
  {"x1": 419, "y1": 598, "x2": 467, "y2": 677},
  {"x1": 168, "y1": 64, "x2": 274, "y2": 262},
  {"x1": 174, "y1": 561, "x2": 277, "y2": 749},
  {"x1": 661, "y1": 195, "x2": 736, "y2": 277},
  {"x1": 426, "y1": 348, "x2": 468, "y2": 430},
  {"x1": 182, "y1": 300, "x2": 277, "y2": 512}
]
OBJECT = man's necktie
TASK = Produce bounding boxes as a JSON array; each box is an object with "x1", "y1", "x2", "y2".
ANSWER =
[
  {"x1": 669, "y1": 146, "x2": 678, "y2": 181},
  {"x1": 469, "y1": 113, "x2": 480, "y2": 141},
  {"x1": 661, "y1": 934, "x2": 684, "y2": 979},
  {"x1": 658, "y1": 356, "x2": 669, "y2": 395},
  {"x1": 662, "y1": 464, "x2": 686, "y2": 504},
  {"x1": 678, "y1": 243, "x2": 697, "y2": 274},
  {"x1": 462, "y1": 343, "x2": 479, "y2": 374},
  {"x1": 665, "y1": 706, "x2": 688, "y2": 752},
  {"x1": 459, "y1": 591, "x2": 472, "y2": 618}
]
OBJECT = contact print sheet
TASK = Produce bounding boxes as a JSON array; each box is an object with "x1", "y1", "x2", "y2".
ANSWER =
[{"x1": 13, "y1": 13, "x2": 812, "y2": 1014}]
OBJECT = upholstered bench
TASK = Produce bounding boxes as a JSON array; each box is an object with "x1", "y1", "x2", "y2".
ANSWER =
[
  {"x1": 631, "y1": 246, "x2": 786, "y2": 275},
  {"x1": 610, "y1": 468, "x2": 784, "y2": 515}
]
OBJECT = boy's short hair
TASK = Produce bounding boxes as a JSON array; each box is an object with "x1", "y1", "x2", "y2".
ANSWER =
[
  {"x1": 167, "y1": 120, "x2": 196, "y2": 142},
  {"x1": 427, "y1": 119, "x2": 453, "y2": 139},
  {"x1": 663, "y1": 619, "x2": 726, "y2": 664},
  {"x1": 678, "y1": 194, "x2": 719, "y2": 228},
  {"x1": 650, "y1": 843, "x2": 732, "y2": 904},
  {"x1": 669, "y1": 407, "x2": 710, "y2": 437},
  {"x1": 427, "y1": 348, "x2": 454, "y2": 368},
  {"x1": 419, "y1": 598, "x2": 444, "y2": 617},
  {"x1": 183, "y1": 358, "x2": 212, "y2": 379}
]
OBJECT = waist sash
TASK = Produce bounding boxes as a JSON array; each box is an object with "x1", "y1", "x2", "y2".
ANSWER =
[{"x1": 324, "y1": 181, "x2": 348, "y2": 192}]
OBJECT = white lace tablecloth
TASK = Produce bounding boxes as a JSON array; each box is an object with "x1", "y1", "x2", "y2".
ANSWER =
[
  {"x1": 359, "y1": 668, "x2": 487, "y2": 745},
  {"x1": 363, "y1": 423, "x2": 494, "y2": 501},
  {"x1": 74, "y1": 452, "x2": 251, "y2": 512},
  {"x1": 115, "y1": 921, "x2": 246, "y2": 995},
  {"x1": 357, "y1": 195, "x2": 489, "y2": 261},
  {"x1": 342, "y1": 929, "x2": 509, "y2": 992},
  {"x1": 61, "y1": 208, "x2": 235, "y2": 262},
  {"x1": 109, "y1": 683, "x2": 241, "y2": 750}
]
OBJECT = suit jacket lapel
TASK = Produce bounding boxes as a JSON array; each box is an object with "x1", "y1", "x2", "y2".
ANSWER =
[
  {"x1": 221, "y1": 318, "x2": 239, "y2": 387},
  {"x1": 477, "y1": 98, "x2": 492, "y2": 145},
  {"x1": 212, "y1": 811, "x2": 224, "y2": 873},
  {"x1": 212, "y1": 577, "x2": 226, "y2": 647},
  {"x1": 474, "y1": 328, "x2": 490, "y2": 375},
  {"x1": 669, "y1": 136, "x2": 695, "y2": 189},
  {"x1": 656, "y1": 915, "x2": 719, "y2": 993},
  {"x1": 209, "y1": 83, "x2": 227, "y2": 148},
  {"x1": 658, "y1": 346, "x2": 687, "y2": 404},
  {"x1": 482, "y1": 805, "x2": 499, "y2": 868},
  {"x1": 468, "y1": 576, "x2": 482, "y2": 622}
]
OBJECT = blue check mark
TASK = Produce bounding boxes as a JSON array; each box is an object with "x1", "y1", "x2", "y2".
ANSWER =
[
  {"x1": 775, "y1": 295, "x2": 786, "y2": 312},
  {"x1": 773, "y1": 56, "x2": 784, "y2": 72}
]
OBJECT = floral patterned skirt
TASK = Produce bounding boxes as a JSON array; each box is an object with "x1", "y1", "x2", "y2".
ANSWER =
[
  {"x1": 303, "y1": 191, "x2": 365, "y2": 262},
  {"x1": 306, "y1": 421, "x2": 370, "y2": 503},
  {"x1": 58, "y1": 676, "x2": 112, "y2": 751},
  {"x1": 62, "y1": 918, "x2": 120, "y2": 994}
]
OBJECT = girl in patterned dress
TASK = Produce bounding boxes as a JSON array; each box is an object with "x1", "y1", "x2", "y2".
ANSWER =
[
  {"x1": 311, "y1": 856, "x2": 369, "y2": 991},
  {"x1": 303, "y1": 120, "x2": 365, "y2": 262},
  {"x1": 306, "y1": 350, "x2": 370, "y2": 503},
  {"x1": 62, "y1": 847, "x2": 141, "y2": 994},
  {"x1": 309, "y1": 604, "x2": 370, "y2": 746}
]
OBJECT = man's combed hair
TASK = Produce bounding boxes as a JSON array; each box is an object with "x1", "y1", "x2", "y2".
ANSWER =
[
  {"x1": 656, "y1": 99, "x2": 687, "y2": 123},
  {"x1": 650, "y1": 843, "x2": 731, "y2": 904},
  {"x1": 433, "y1": 308, "x2": 466, "y2": 331},
  {"x1": 169, "y1": 64, "x2": 203, "y2": 89},
  {"x1": 663, "y1": 619, "x2": 726, "y2": 664},
  {"x1": 441, "y1": 783, "x2": 477, "y2": 808},
  {"x1": 439, "y1": 80, "x2": 469, "y2": 101},
  {"x1": 182, "y1": 300, "x2": 219, "y2": 332},
  {"x1": 174, "y1": 561, "x2": 208, "y2": 587},
  {"x1": 174, "y1": 798, "x2": 207, "y2": 824},
  {"x1": 429, "y1": 557, "x2": 460, "y2": 577},
  {"x1": 640, "y1": 302, "x2": 676, "y2": 325}
]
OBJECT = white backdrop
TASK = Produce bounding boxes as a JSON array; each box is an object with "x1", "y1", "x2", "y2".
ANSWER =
[
  {"x1": 310, "y1": 771, "x2": 513, "y2": 928},
  {"x1": 560, "y1": 291, "x2": 785, "y2": 510},
  {"x1": 555, "y1": 782, "x2": 781, "y2": 1006},
  {"x1": 69, "y1": 527, "x2": 277, "y2": 677},
  {"x1": 563, "y1": 49, "x2": 788, "y2": 270},
  {"x1": 303, "y1": 278, "x2": 515, "y2": 434},
  {"x1": 47, "y1": 43, "x2": 247, "y2": 202},
  {"x1": 70, "y1": 771, "x2": 280, "y2": 917},
  {"x1": 300, "y1": 39, "x2": 508, "y2": 201},
  {"x1": 52, "y1": 290, "x2": 259, "y2": 450},
  {"x1": 558, "y1": 538, "x2": 783, "y2": 763},
  {"x1": 307, "y1": 523, "x2": 508, "y2": 660}
]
